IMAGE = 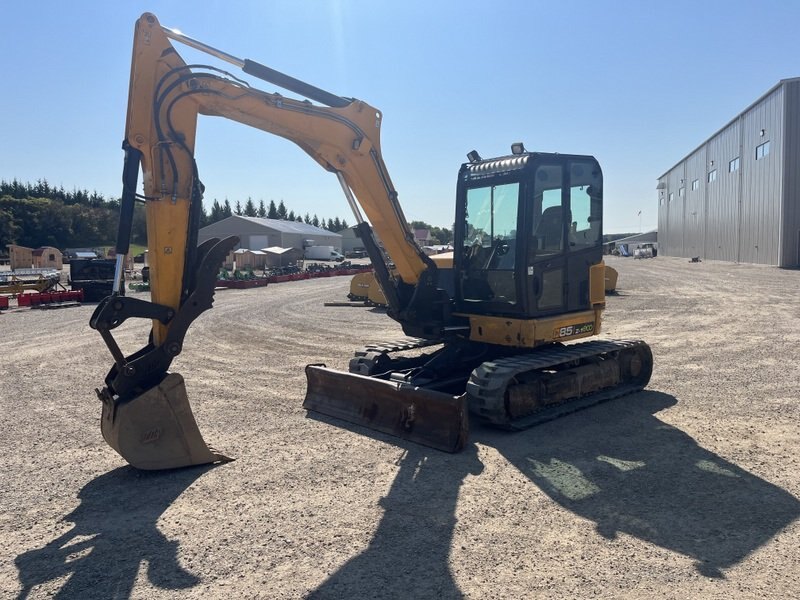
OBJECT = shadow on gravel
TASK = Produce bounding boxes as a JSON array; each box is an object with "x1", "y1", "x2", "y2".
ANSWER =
[
  {"x1": 306, "y1": 439, "x2": 483, "y2": 600},
  {"x1": 15, "y1": 465, "x2": 211, "y2": 599},
  {"x1": 477, "y1": 390, "x2": 800, "y2": 578}
]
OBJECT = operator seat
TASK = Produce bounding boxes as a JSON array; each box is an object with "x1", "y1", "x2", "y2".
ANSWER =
[{"x1": 535, "y1": 206, "x2": 564, "y2": 252}]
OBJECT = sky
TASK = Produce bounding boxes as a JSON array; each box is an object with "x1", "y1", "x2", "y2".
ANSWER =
[{"x1": 2, "y1": 1, "x2": 799, "y2": 234}]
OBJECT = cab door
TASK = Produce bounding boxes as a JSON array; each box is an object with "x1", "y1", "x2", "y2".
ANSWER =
[
  {"x1": 526, "y1": 159, "x2": 603, "y2": 316},
  {"x1": 527, "y1": 162, "x2": 567, "y2": 316},
  {"x1": 564, "y1": 160, "x2": 603, "y2": 312},
  {"x1": 459, "y1": 179, "x2": 523, "y2": 316}
]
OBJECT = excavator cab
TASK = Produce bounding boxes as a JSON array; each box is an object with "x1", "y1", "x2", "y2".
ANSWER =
[{"x1": 455, "y1": 153, "x2": 604, "y2": 319}]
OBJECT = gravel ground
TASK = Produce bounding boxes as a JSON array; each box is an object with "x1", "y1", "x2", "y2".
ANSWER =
[{"x1": 2, "y1": 255, "x2": 799, "y2": 599}]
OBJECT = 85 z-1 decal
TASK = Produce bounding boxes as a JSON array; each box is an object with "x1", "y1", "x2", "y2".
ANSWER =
[{"x1": 554, "y1": 322, "x2": 594, "y2": 338}]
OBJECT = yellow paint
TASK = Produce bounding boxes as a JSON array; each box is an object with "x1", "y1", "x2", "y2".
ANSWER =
[
  {"x1": 126, "y1": 13, "x2": 433, "y2": 342},
  {"x1": 429, "y1": 252, "x2": 454, "y2": 268},
  {"x1": 456, "y1": 309, "x2": 602, "y2": 348},
  {"x1": 590, "y1": 262, "x2": 606, "y2": 306}
]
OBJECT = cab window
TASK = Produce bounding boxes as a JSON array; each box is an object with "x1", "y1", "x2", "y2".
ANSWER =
[
  {"x1": 568, "y1": 161, "x2": 602, "y2": 249},
  {"x1": 532, "y1": 164, "x2": 564, "y2": 256}
]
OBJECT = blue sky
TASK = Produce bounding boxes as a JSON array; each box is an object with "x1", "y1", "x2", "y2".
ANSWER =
[{"x1": 1, "y1": 1, "x2": 798, "y2": 233}]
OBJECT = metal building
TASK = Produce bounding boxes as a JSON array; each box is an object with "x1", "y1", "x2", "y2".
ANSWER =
[
  {"x1": 198, "y1": 216, "x2": 342, "y2": 252},
  {"x1": 657, "y1": 78, "x2": 800, "y2": 267}
]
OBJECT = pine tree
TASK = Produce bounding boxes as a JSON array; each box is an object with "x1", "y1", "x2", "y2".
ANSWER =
[
  {"x1": 12, "y1": 178, "x2": 24, "y2": 199},
  {"x1": 304, "y1": 213, "x2": 311, "y2": 224},
  {"x1": 89, "y1": 191, "x2": 105, "y2": 208},
  {"x1": 296, "y1": 215, "x2": 303, "y2": 222},
  {"x1": 223, "y1": 199, "x2": 233, "y2": 217},
  {"x1": 267, "y1": 200, "x2": 278, "y2": 219},
  {"x1": 244, "y1": 197, "x2": 257, "y2": 217},
  {"x1": 277, "y1": 199, "x2": 288, "y2": 219},
  {"x1": 311, "y1": 214, "x2": 320, "y2": 227},
  {"x1": 333, "y1": 217, "x2": 342, "y2": 231},
  {"x1": 326, "y1": 218, "x2": 335, "y2": 231},
  {"x1": 210, "y1": 199, "x2": 223, "y2": 222},
  {"x1": 235, "y1": 200, "x2": 243, "y2": 216},
  {"x1": 341, "y1": 218, "x2": 349, "y2": 230},
  {"x1": 287, "y1": 210, "x2": 296, "y2": 222},
  {"x1": 258, "y1": 199, "x2": 266, "y2": 217}
]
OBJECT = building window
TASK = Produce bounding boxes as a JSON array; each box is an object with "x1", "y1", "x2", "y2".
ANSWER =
[
  {"x1": 707, "y1": 169, "x2": 717, "y2": 183},
  {"x1": 756, "y1": 141, "x2": 770, "y2": 160},
  {"x1": 729, "y1": 157, "x2": 740, "y2": 172},
  {"x1": 691, "y1": 179, "x2": 700, "y2": 191},
  {"x1": 669, "y1": 192, "x2": 674, "y2": 203},
  {"x1": 679, "y1": 187, "x2": 685, "y2": 197}
]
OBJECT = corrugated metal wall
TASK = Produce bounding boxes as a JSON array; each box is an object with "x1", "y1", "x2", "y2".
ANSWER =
[
  {"x1": 657, "y1": 81, "x2": 793, "y2": 266},
  {"x1": 705, "y1": 123, "x2": 740, "y2": 261},
  {"x1": 197, "y1": 217, "x2": 276, "y2": 249},
  {"x1": 739, "y1": 87, "x2": 783, "y2": 265},
  {"x1": 198, "y1": 219, "x2": 343, "y2": 256},
  {"x1": 281, "y1": 231, "x2": 341, "y2": 250},
  {"x1": 782, "y1": 80, "x2": 800, "y2": 267},
  {"x1": 684, "y1": 149, "x2": 706, "y2": 257},
  {"x1": 658, "y1": 167, "x2": 686, "y2": 256}
]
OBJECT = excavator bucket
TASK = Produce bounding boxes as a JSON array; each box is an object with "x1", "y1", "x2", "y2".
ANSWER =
[
  {"x1": 303, "y1": 365, "x2": 468, "y2": 453},
  {"x1": 99, "y1": 373, "x2": 231, "y2": 470}
]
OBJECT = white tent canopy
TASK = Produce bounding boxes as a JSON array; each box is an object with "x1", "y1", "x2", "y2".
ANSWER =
[{"x1": 261, "y1": 247, "x2": 293, "y2": 255}]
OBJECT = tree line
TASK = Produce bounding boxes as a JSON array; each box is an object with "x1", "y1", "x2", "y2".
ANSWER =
[
  {"x1": 0, "y1": 178, "x2": 353, "y2": 252},
  {"x1": 211, "y1": 196, "x2": 350, "y2": 233},
  {"x1": 409, "y1": 220, "x2": 453, "y2": 245},
  {"x1": 0, "y1": 179, "x2": 129, "y2": 251},
  {"x1": 0, "y1": 178, "x2": 632, "y2": 254}
]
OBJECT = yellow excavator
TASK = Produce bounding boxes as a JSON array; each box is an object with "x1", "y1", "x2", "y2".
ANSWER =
[{"x1": 90, "y1": 13, "x2": 652, "y2": 469}]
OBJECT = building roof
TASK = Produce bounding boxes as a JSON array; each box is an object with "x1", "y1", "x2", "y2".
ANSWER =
[
  {"x1": 604, "y1": 231, "x2": 658, "y2": 245},
  {"x1": 234, "y1": 248, "x2": 266, "y2": 255},
  {"x1": 235, "y1": 216, "x2": 342, "y2": 237},
  {"x1": 658, "y1": 77, "x2": 800, "y2": 179}
]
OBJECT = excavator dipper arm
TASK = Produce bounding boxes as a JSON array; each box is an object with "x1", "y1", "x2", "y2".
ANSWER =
[{"x1": 91, "y1": 13, "x2": 464, "y2": 469}]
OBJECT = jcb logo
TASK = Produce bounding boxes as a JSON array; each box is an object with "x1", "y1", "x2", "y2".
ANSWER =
[{"x1": 141, "y1": 428, "x2": 162, "y2": 444}]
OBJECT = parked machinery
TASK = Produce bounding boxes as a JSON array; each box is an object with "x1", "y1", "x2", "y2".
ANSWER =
[{"x1": 90, "y1": 14, "x2": 652, "y2": 469}]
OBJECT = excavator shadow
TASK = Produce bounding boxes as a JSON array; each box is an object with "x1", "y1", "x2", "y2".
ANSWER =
[
  {"x1": 306, "y1": 413, "x2": 483, "y2": 599},
  {"x1": 14, "y1": 465, "x2": 212, "y2": 600},
  {"x1": 309, "y1": 391, "x2": 800, "y2": 589},
  {"x1": 474, "y1": 390, "x2": 800, "y2": 578}
]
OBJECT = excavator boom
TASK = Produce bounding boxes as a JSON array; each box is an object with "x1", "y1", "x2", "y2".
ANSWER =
[{"x1": 91, "y1": 13, "x2": 466, "y2": 468}]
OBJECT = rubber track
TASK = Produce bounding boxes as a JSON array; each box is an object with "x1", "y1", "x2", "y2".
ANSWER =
[{"x1": 466, "y1": 339, "x2": 650, "y2": 428}]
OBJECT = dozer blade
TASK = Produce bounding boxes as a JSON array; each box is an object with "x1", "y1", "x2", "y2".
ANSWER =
[
  {"x1": 303, "y1": 365, "x2": 468, "y2": 453},
  {"x1": 99, "y1": 372, "x2": 231, "y2": 470}
]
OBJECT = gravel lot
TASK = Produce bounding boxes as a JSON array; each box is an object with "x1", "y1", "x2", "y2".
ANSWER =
[{"x1": 2, "y1": 255, "x2": 799, "y2": 599}]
